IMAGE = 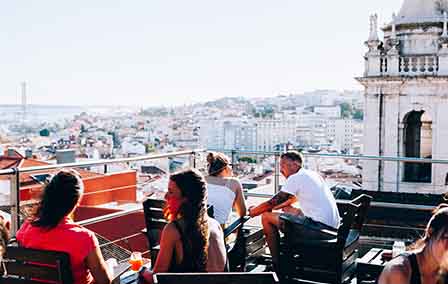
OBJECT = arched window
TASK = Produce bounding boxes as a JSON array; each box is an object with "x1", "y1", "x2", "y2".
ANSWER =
[{"x1": 403, "y1": 111, "x2": 432, "y2": 183}]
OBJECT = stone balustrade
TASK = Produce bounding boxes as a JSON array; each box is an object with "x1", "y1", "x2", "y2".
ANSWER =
[
  {"x1": 399, "y1": 55, "x2": 439, "y2": 75},
  {"x1": 372, "y1": 55, "x2": 440, "y2": 76}
]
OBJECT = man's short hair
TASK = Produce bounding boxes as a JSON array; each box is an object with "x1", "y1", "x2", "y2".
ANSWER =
[{"x1": 281, "y1": 150, "x2": 303, "y2": 165}]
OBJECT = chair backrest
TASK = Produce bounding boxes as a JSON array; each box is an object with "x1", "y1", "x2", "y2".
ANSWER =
[
  {"x1": 1, "y1": 246, "x2": 73, "y2": 284},
  {"x1": 336, "y1": 202, "x2": 359, "y2": 247},
  {"x1": 143, "y1": 198, "x2": 168, "y2": 249},
  {"x1": 350, "y1": 194, "x2": 372, "y2": 231},
  {"x1": 154, "y1": 272, "x2": 279, "y2": 284}
]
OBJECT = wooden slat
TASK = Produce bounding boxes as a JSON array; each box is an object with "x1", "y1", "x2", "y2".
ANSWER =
[
  {"x1": 145, "y1": 198, "x2": 166, "y2": 209},
  {"x1": 154, "y1": 272, "x2": 278, "y2": 284},
  {"x1": 357, "y1": 248, "x2": 382, "y2": 265},
  {"x1": 6, "y1": 246, "x2": 67, "y2": 265},
  {"x1": 5, "y1": 262, "x2": 60, "y2": 282},
  {"x1": 0, "y1": 278, "x2": 46, "y2": 284},
  {"x1": 247, "y1": 238, "x2": 266, "y2": 256},
  {"x1": 147, "y1": 209, "x2": 165, "y2": 220},
  {"x1": 148, "y1": 220, "x2": 167, "y2": 229}
]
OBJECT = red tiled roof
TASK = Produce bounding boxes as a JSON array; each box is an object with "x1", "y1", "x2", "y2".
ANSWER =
[{"x1": 0, "y1": 157, "x2": 21, "y2": 169}]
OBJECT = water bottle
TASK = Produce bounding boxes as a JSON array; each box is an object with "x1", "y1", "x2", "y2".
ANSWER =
[{"x1": 392, "y1": 241, "x2": 406, "y2": 258}]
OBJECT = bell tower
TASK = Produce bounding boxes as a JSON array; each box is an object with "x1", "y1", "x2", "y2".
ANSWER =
[{"x1": 357, "y1": 0, "x2": 448, "y2": 193}]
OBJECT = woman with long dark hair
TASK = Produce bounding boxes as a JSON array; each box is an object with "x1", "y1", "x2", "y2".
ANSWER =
[
  {"x1": 379, "y1": 204, "x2": 448, "y2": 284},
  {"x1": 17, "y1": 169, "x2": 111, "y2": 284},
  {"x1": 206, "y1": 152, "x2": 246, "y2": 225},
  {"x1": 140, "y1": 169, "x2": 226, "y2": 283}
]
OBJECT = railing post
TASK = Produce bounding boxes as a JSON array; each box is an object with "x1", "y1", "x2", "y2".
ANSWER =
[
  {"x1": 274, "y1": 152, "x2": 281, "y2": 194},
  {"x1": 231, "y1": 150, "x2": 236, "y2": 171},
  {"x1": 10, "y1": 168, "x2": 20, "y2": 235},
  {"x1": 190, "y1": 151, "x2": 197, "y2": 169}
]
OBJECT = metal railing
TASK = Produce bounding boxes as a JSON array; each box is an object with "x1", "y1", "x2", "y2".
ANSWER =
[
  {"x1": 1, "y1": 148, "x2": 448, "y2": 235},
  {"x1": 0, "y1": 149, "x2": 205, "y2": 234}
]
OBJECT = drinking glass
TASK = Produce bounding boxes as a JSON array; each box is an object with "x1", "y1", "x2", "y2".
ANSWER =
[{"x1": 129, "y1": 252, "x2": 143, "y2": 271}]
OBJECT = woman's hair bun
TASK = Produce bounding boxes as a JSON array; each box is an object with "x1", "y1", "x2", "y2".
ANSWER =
[{"x1": 206, "y1": 152, "x2": 215, "y2": 165}]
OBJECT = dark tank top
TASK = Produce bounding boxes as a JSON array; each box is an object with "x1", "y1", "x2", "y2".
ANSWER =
[
  {"x1": 401, "y1": 252, "x2": 421, "y2": 284},
  {"x1": 169, "y1": 221, "x2": 195, "y2": 272}
]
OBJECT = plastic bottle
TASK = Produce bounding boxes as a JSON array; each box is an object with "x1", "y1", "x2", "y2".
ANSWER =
[{"x1": 392, "y1": 241, "x2": 406, "y2": 258}]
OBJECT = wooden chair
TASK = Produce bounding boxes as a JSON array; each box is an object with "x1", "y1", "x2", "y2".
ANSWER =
[
  {"x1": 154, "y1": 272, "x2": 279, "y2": 284},
  {"x1": 143, "y1": 198, "x2": 265, "y2": 272},
  {"x1": 279, "y1": 194, "x2": 372, "y2": 284},
  {"x1": 224, "y1": 218, "x2": 266, "y2": 272},
  {"x1": 0, "y1": 246, "x2": 73, "y2": 284},
  {"x1": 142, "y1": 198, "x2": 168, "y2": 266}
]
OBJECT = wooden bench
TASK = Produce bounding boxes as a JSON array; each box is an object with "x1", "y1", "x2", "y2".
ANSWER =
[
  {"x1": 0, "y1": 246, "x2": 73, "y2": 284},
  {"x1": 153, "y1": 272, "x2": 279, "y2": 284}
]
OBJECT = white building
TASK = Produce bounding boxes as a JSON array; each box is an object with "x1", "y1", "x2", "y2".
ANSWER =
[
  {"x1": 314, "y1": 105, "x2": 341, "y2": 118},
  {"x1": 326, "y1": 119, "x2": 363, "y2": 153},
  {"x1": 358, "y1": 0, "x2": 448, "y2": 193},
  {"x1": 256, "y1": 119, "x2": 296, "y2": 152}
]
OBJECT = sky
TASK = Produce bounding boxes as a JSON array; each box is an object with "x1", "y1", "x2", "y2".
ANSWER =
[{"x1": 0, "y1": 0, "x2": 403, "y2": 107}]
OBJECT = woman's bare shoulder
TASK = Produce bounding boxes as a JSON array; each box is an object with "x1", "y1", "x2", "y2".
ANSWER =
[
  {"x1": 161, "y1": 222, "x2": 181, "y2": 241},
  {"x1": 379, "y1": 255, "x2": 411, "y2": 284}
]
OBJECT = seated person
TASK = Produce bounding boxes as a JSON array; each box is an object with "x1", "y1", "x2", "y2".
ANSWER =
[
  {"x1": 249, "y1": 150, "x2": 340, "y2": 271},
  {"x1": 0, "y1": 216, "x2": 9, "y2": 257},
  {"x1": 16, "y1": 169, "x2": 111, "y2": 284},
  {"x1": 140, "y1": 169, "x2": 226, "y2": 284},
  {"x1": 379, "y1": 204, "x2": 448, "y2": 284},
  {"x1": 205, "y1": 152, "x2": 247, "y2": 225}
]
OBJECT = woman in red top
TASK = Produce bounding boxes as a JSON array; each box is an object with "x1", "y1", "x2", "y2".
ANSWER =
[{"x1": 17, "y1": 169, "x2": 111, "y2": 284}]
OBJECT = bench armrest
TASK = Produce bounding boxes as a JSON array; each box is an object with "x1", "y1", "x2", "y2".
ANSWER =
[{"x1": 223, "y1": 216, "x2": 250, "y2": 239}]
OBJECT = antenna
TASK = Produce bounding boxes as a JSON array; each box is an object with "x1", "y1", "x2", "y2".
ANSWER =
[{"x1": 21, "y1": 81, "x2": 27, "y2": 126}]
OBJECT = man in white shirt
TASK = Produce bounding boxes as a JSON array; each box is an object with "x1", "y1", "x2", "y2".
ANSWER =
[{"x1": 249, "y1": 151, "x2": 341, "y2": 271}]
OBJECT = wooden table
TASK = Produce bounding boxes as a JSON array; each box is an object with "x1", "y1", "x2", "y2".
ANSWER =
[{"x1": 356, "y1": 248, "x2": 391, "y2": 283}]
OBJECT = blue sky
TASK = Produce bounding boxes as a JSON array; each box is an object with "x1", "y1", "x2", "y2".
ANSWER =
[{"x1": 0, "y1": 0, "x2": 403, "y2": 106}]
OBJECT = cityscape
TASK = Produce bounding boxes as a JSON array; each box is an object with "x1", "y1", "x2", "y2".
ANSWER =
[{"x1": 1, "y1": 0, "x2": 448, "y2": 283}]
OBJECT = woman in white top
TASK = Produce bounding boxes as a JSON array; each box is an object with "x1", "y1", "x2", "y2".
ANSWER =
[{"x1": 205, "y1": 152, "x2": 247, "y2": 225}]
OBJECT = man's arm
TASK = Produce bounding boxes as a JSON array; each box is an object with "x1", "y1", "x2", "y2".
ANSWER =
[{"x1": 249, "y1": 191, "x2": 297, "y2": 217}]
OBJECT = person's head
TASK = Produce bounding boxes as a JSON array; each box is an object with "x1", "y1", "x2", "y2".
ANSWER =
[
  {"x1": 280, "y1": 151, "x2": 303, "y2": 178},
  {"x1": 32, "y1": 169, "x2": 83, "y2": 229},
  {"x1": 412, "y1": 204, "x2": 448, "y2": 265},
  {"x1": 164, "y1": 168, "x2": 209, "y2": 271},
  {"x1": 206, "y1": 152, "x2": 232, "y2": 177}
]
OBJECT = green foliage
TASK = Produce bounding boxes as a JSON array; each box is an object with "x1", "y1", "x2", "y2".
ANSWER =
[
  {"x1": 239, "y1": 156, "x2": 257, "y2": 163},
  {"x1": 340, "y1": 103, "x2": 352, "y2": 118},
  {"x1": 39, "y1": 128, "x2": 50, "y2": 137},
  {"x1": 353, "y1": 109, "x2": 364, "y2": 120}
]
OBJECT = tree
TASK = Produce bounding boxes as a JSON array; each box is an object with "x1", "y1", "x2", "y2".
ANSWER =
[
  {"x1": 239, "y1": 156, "x2": 257, "y2": 163},
  {"x1": 353, "y1": 109, "x2": 364, "y2": 120},
  {"x1": 39, "y1": 129, "x2": 50, "y2": 137},
  {"x1": 340, "y1": 103, "x2": 352, "y2": 118}
]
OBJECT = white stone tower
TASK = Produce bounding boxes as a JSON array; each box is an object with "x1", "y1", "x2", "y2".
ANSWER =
[{"x1": 357, "y1": 0, "x2": 448, "y2": 193}]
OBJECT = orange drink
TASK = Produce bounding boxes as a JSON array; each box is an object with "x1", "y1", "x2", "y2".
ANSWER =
[{"x1": 129, "y1": 252, "x2": 143, "y2": 271}]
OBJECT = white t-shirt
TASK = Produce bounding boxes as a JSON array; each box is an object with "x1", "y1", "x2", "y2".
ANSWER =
[
  {"x1": 207, "y1": 183, "x2": 236, "y2": 224},
  {"x1": 281, "y1": 168, "x2": 341, "y2": 229}
]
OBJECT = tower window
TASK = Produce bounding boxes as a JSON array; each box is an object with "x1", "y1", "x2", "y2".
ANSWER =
[{"x1": 403, "y1": 111, "x2": 432, "y2": 183}]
